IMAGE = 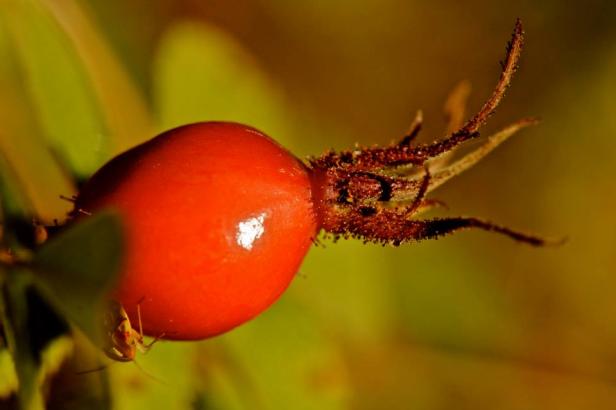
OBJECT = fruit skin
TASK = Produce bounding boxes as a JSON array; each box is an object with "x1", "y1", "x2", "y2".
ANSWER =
[{"x1": 75, "y1": 122, "x2": 317, "y2": 340}]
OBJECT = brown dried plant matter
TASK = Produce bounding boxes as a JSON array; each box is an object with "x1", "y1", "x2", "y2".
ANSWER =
[{"x1": 309, "y1": 20, "x2": 556, "y2": 246}]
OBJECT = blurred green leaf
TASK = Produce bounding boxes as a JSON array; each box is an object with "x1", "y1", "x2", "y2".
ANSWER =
[
  {"x1": 0, "y1": 154, "x2": 33, "y2": 222},
  {"x1": 390, "y1": 240, "x2": 525, "y2": 352},
  {"x1": 0, "y1": 153, "x2": 40, "y2": 252},
  {"x1": 109, "y1": 342, "x2": 195, "y2": 410},
  {"x1": 44, "y1": 332, "x2": 111, "y2": 410},
  {"x1": 210, "y1": 297, "x2": 350, "y2": 410},
  {"x1": 31, "y1": 212, "x2": 124, "y2": 344},
  {"x1": 298, "y1": 239, "x2": 396, "y2": 342},
  {"x1": 0, "y1": 286, "x2": 18, "y2": 404},
  {"x1": 0, "y1": 17, "x2": 75, "y2": 222},
  {"x1": 0, "y1": 0, "x2": 110, "y2": 178},
  {"x1": 1, "y1": 270, "x2": 74, "y2": 409},
  {"x1": 153, "y1": 22, "x2": 291, "y2": 142},
  {"x1": 38, "y1": 0, "x2": 153, "y2": 155},
  {"x1": 0, "y1": 269, "x2": 45, "y2": 410},
  {"x1": 0, "y1": 316, "x2": 18, "y2": 401}
]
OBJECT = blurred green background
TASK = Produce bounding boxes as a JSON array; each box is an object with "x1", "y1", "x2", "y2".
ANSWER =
[{"x1": 1, "y1": 0, "x2": 616, "y2": 409}]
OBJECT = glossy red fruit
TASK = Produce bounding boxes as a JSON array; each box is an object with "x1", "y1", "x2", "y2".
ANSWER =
[{"x1": 76, "y1": 122, "x2": 317, "y2": 340}]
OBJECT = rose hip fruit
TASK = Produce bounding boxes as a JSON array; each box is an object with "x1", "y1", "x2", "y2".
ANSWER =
[
  {"x1": 74, "y1": 20, "x2": 550, "y2": 340},
  {"x1": 76, "y1": 122, "x2": 317, "y2": 339}
]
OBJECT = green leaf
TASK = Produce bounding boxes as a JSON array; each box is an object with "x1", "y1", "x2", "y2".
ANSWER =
[
  {"x1": 0, "y1": 4, "x2": 76, "y2": 223},
  {"x1": 0, "y1": 0, "x2": 110, "y2": 177},
  {"x1": 31, "y1": 212, "x2": 124, "y2": 344},
  {"x1": 109, "y1": 342, "x2": 195, "y2": 410},
  {"x1": 0, "y1": 153, "x2": 40, "y2": 252},
  {"x1": 207, "y1": 297, "x2": 350, "y2": 410},
  {"x1": 0, "y1": 154, "x2": 33, "y2": 223},
  {"x1": 44, "y1": 332, "x2": 112, "y2": 410},
  {"x1": 1, "y1": 269, "x2": 78, "y2": 409},
  {"x1": 36, "y1": 0, "x2": 154, "y2": 155},
  {"x1": 153, "y1": 22, "x2": 291, "y2": 143},
  {"x1": 0, "y1": 269, "x2": 45, "y2": 410},
  {"x1": 0, "y1": 340, "x2": 18, "y2": 401},
  {"x1": 297, "y1": 239, "x2": 397, "y2": 342}
]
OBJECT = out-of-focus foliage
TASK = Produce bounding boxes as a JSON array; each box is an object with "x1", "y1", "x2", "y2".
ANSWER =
[
  {"x1": 2, "y1": 269, "x2": 46, "y2": 410},
  {"x1": 0, "y1": 343, "x2": 19, "y2": 399},
  {"x1": 32, "y1": 212, "x2": 124, "y2": 344},
  {"x1": 0, "y1": 211, "x2": 123, "y2": 409},
  {"x1": 2, "y1": 0, "x2": 109, "y2": 177},
  {"x1": 0, "y1": 0, "x2": 615, "y2": 409},
  {"x1": 153, "y1": 22, "x2": 291, "y2": 140}
]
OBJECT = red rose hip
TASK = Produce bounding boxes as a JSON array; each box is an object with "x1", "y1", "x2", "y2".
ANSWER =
[{"x1": 76, "y1": 122, "x2": 317, "y2": 339}]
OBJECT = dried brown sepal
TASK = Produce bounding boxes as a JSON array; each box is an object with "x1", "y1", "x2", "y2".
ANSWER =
[
  {"x1": 326, "y1": 206, "x2": 555, "y2": 247},
  {"x1": 309, "y1": 20, "x2": 555, "y2": 246},
  {"x1": 310, "y1": 19, "x2": 524, "y2": 173},
  {"x1": 461, "y1": 18, "x2": 524, "y2": 135}
]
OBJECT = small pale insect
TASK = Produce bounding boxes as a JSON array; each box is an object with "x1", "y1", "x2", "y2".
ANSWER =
[{"x1": 103, "y1": 301, "x2": 159, "y2": 362}]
